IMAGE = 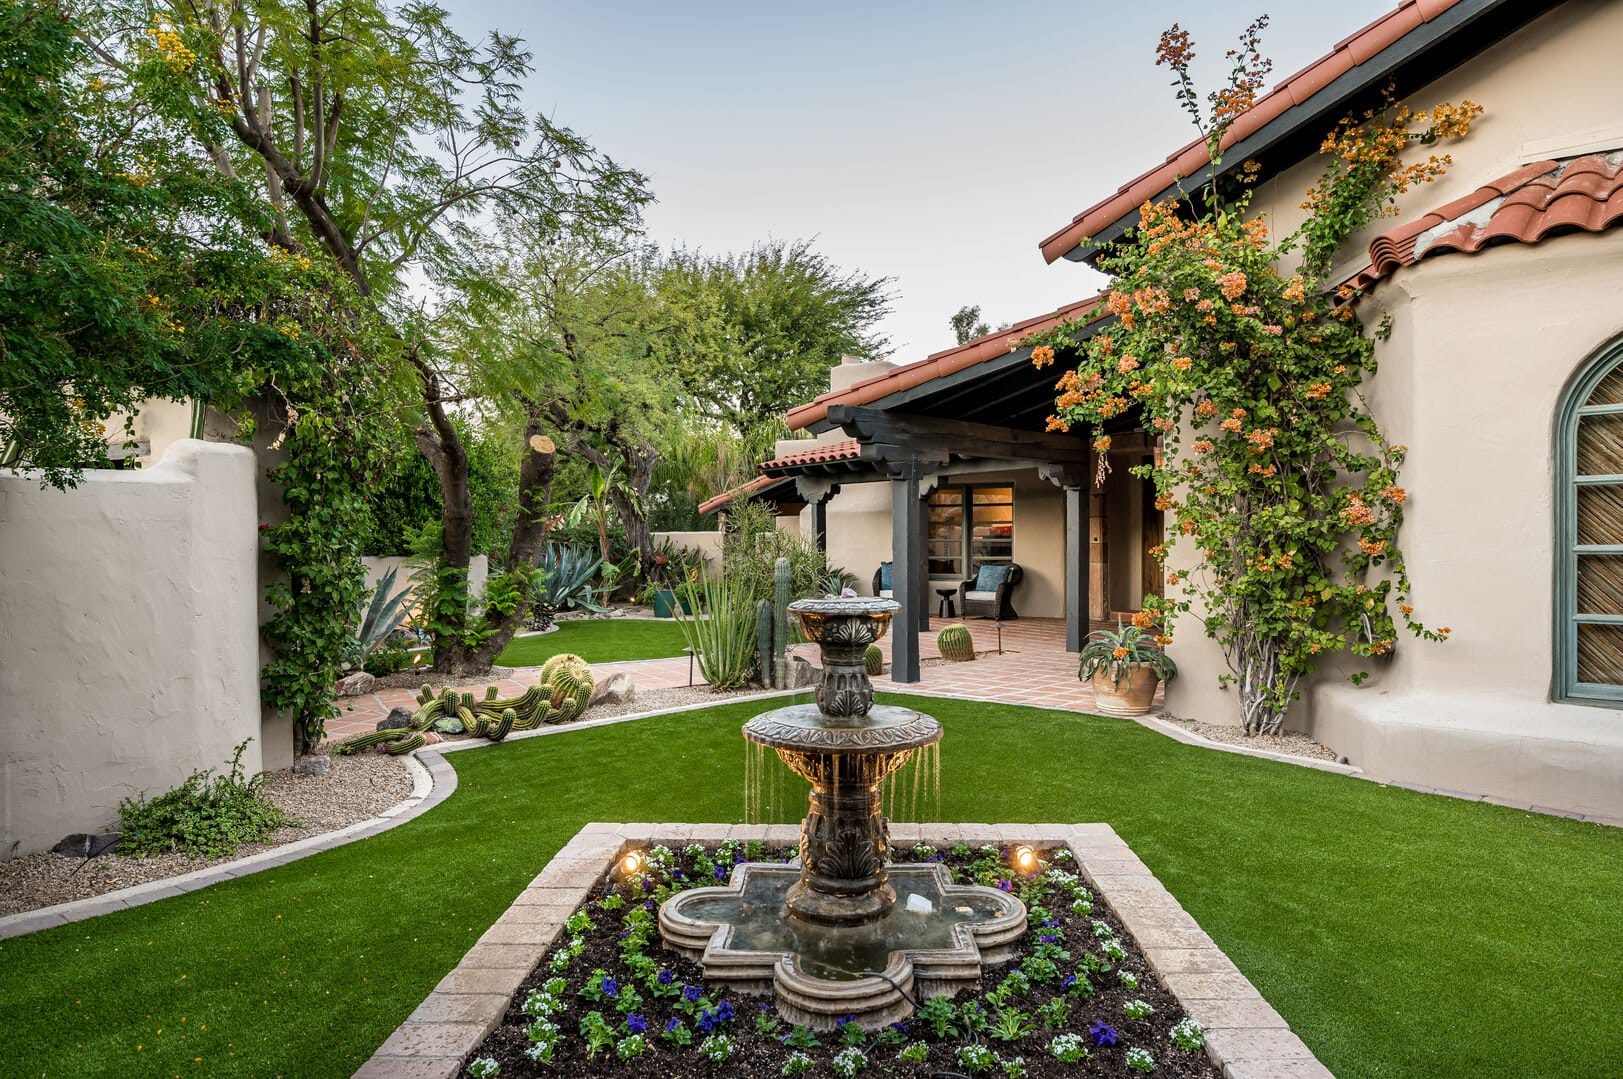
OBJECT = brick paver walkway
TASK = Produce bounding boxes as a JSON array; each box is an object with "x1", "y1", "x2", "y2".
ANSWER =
[{"x1": 328, "y1": 617, "x2": 1130, "y2": 739}]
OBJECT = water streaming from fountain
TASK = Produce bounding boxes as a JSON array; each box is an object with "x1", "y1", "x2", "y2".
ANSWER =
[{"x1": 660, "y1": 597, "x2": 1025, "y2": 1028}]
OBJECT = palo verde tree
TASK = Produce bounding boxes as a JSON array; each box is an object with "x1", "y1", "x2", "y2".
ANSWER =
[
  {"x1": 949, "y1": 304, "x2": 991, "y2": 346},
  {"x1": 1029, "y1": 18, "x2": 1470, "y2": 734},
  {"x1": 447, "y1": 219, "x2": 677, "y2": 579},
  {"x1": 654, "y1": 239, "x2": 894, "y2": 443},
  {"x1": 77, "y1": 0, "x2": 651, "y2": 679}
]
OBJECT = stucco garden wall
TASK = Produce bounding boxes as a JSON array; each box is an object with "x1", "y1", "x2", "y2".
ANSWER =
[{"x1": 0, "y1": 440, "x2": 265, "y2": 854}]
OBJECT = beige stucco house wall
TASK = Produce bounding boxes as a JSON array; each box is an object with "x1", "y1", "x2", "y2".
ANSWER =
[
  {"x1": 1165, "y1": 0, "x2": 1623, "y2": 818},
  {"x1": 0, "y1": 440, "x2": 265, "y2": 854}
]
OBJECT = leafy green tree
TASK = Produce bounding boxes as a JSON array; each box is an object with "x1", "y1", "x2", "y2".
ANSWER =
[
  {"x1": 949, "y1": 304, "x2": 991, "y2": 346},
  {"x1": 655, "y1": 239, "x2": 893, "y2": 440},
  {"x1": 445, "y1": 221, "x2": 676, "y2": 574},
  {"x1": 81, "y1": 0, "x2": 651, "y2": 675},
  {"x1": 0, "y1": 1, "x2": 258, "y2": 485}
]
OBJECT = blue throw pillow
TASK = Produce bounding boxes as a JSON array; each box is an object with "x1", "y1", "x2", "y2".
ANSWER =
[
  {"x1": 878, "y1": 561, "x2": 893, "y2": 590},
  {"x1": 974, "y1": 564, "x2": 1011, "y2": 591}
]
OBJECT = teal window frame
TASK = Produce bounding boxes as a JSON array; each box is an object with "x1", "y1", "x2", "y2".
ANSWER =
[{"x1": 1555, "y1": 337, "x2": 1623, "y2": 704}]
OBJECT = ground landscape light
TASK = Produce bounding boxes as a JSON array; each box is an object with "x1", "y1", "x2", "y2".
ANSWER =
[
  {"x1": 1012, "y1": 844, "x2": 1038, "y2": 874},
  {"x1": 618, "y1": 849, "x2": 646, "y2": 878}
]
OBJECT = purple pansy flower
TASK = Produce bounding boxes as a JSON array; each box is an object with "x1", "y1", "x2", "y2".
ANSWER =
[
  {"x1": 626, "y1": 1014, "x2": 648, "y2": 1034},
  {"x1": 600, "y1": 976, "x2": 618, "y2": 998},
  {"x1": 682, "y1": 983, "x2": 702, "y2": 1003},
  {"x1": 664, "y1": 1017, "x2": 681, "y2": 1034},
  {"x1": 657, "y1": 969, "x2": 674, "y2": 986},
  {"x1": 1090, "y1": 1020, "x2": 1119, "y2": 1047},
  {"x1": 996, "y1": 879, "x2": 1014, "y2": 892},
  {"x1": 713, "y1": 865, "x2": 728, "y2": 881},
  {"x1": 1061, "y1": 974, "x2": 1077, "y2": 991}
]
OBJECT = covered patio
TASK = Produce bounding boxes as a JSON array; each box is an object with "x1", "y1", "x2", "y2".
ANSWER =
[{"x1": 703, "y1": 297, "x2": 1163, "y2": 685}]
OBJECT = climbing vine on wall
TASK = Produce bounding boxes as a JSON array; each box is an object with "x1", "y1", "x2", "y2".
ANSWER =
[{"x1": 1027, "y1": 19, "x2": 1476, "y2": 735}]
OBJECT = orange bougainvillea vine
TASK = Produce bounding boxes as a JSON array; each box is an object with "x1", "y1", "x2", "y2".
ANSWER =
[{"x1": 1025, "y1": 18, "x2": 1467, "y2": 736}]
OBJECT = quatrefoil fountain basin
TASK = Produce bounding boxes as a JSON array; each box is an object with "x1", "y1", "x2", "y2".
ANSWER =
[{"x1": 657, "y1": 597, "x2": 1027, "y2": 1029}]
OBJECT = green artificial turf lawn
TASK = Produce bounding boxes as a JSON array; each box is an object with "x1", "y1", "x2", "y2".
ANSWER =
[
  {"x1": 3, "y1": 696, "x2": 1619, "y2": 1078},
  {"x1": 494, "y1": 617, "x2": 687, "y2": 667}
]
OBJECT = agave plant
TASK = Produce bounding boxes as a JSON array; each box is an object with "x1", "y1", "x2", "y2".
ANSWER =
[
  {"x1": 534, "y1": 543, "x2": 608, "y2": 613},
  {"x1": 353, "y1": 566, "x2": 413, "y2": 660}
]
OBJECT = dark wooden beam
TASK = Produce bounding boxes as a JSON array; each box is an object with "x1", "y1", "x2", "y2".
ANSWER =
[
  {"x1": 1065, "y1": 483, "x2": 1087, "y2": 652},
  {"x1": 890, "y1": 463, "x2": 924, "y2": 683},
  {"x1": 832, "y1": 406, "x2": 1087, "y2": 464}
]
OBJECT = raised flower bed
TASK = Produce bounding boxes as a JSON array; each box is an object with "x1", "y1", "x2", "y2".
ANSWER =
[{"x1": 464, "y1": 843, "x2": 1217, "y2": 1078}]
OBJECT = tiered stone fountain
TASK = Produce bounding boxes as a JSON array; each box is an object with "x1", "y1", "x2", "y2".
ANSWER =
[{"x1": 659, "y1": 597, "x2": 1026, "y2": 1029}]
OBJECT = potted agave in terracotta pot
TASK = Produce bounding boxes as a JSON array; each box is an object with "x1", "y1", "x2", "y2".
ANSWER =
[{"x1": 1078, "y1": 621, "x2": 1177, "y2": 717}]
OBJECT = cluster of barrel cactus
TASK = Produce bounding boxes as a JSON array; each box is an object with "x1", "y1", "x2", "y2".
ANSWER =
[
  {"x1": 937, "y1": 624, "x2": 976, "y2": 662},
  {"x1": 864, "y1": 644, "x2": 884, "y2": 675},
  {"x1": 334, "y1": 654, "x2": 595, "y2": 755}
]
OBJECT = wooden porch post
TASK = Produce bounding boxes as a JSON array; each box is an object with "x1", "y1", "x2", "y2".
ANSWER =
[
  {"x1": 916, "y1": 489, "x2": 931, "y2": 633},
  {"x1": 1090, "y1": 456, "x2": 1110, "y2": 623},
  {"x1": 811, "y1": 498, "x2": 828, "y2": 553},
  {"x1": 890, "y1": 461, "x2": 923, "y2": 684},
  {"x1": 1065, "y1": 482, "x2": 1088, "y2": 652}
]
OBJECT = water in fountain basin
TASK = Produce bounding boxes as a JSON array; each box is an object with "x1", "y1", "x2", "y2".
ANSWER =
[{"x1": 678, "y1": 864, "x2": 1009, "y2": 981}]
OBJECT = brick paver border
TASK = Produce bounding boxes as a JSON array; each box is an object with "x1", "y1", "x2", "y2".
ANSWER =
[{"x1": 359, "y1": 822, "x2": 1331, "y2": 1079}]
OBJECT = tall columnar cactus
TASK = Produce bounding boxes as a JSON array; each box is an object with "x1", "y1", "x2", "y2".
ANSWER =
[
  {"x1": 773, "y1": 557, "x2": 791, "y2": 689},
  {"x1": 937, "y1": 623, "x2": 976, "y2": 662},
  {"x1": 864, "y1": 644, "x2": 884, "y2": 676},
  {"x1": 756, "y1": 598, "x2": 775, "y2": 688}
]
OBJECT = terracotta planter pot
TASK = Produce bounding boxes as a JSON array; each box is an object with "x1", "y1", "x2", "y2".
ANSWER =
[{"x1": 1089, "y1": 665, "x2": 1161, "y2": 717}]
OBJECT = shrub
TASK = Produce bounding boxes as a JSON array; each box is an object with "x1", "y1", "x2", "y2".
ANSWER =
[
  {"x1": 117, "y1": 740, "x2": 284, "y2": 859},
  {"x1": 674, "y1": 576, "x2": 759, "y2": 689},
  {"x1": 362, "y1": 641, "x2": 412, "y2": 676}
]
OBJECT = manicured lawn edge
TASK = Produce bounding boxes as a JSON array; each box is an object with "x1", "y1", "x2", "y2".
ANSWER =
[{"x1": 3, "y1": 695, "x2": 1618, "y2": 1078}]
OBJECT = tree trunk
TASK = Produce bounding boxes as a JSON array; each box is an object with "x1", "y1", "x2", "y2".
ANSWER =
[
  {"x1": 466, "y1": 427, "x2": 557, "y2": 669},
  {"x1": 411, "y1": 357, "x2": 476, "y2": 674}
]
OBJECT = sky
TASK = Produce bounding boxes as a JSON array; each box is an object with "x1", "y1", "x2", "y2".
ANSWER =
[{"x1": 448, "y1": 0, "x2": 1396, "y2": 362}]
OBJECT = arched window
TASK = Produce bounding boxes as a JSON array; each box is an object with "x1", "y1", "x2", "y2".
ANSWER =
[{"x1": 1556, "y1": 338, "x2": 1623, "y2": 703}]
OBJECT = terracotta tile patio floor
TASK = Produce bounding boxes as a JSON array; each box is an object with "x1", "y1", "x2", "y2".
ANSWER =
[{"x1": 327, "y1": 617, "x2": 1122, "y2": 740}]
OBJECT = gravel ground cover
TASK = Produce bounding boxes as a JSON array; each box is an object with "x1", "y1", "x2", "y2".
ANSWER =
[
  {"x1": 467, "y1": 842, "x2": 1217, "y2": 1079},
  {"x1": 1161, "y1": 717, "x2": 1339, "y2": 762},
  {"x1": 0, "y1": 751, "x2": 412, "y2": 917}
]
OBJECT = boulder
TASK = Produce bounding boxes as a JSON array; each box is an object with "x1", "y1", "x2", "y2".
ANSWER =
[
  {"x1": 377, "y1": 707, "x2": 414, "y2": 731},
  {"x1": 51, "y1": 833, "x2": 120, "y2": 858},
  {"x1": 336, "y1": 671, "x2": 377, "y2": 697},
  {"x1": 589, "y1": 671, "x2": 636, "y2": 707},
  {"x1": 292, "y1": 754, "x2": 331, "y2": 777},
  {"x1": 789, "y1": 656, "x2": 821, "y2": 688}
]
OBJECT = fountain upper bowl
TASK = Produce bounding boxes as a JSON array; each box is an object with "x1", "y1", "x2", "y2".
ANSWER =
[{"x1": 743, "y1": 703, "x2": 941, "y2": 754}]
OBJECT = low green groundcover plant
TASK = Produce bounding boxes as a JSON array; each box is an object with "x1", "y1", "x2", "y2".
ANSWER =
[
  {"x1": 117, "y1": 739, "x2": 284, "y2": 859},
  {"x1": 463, "y1": 842, "x2": 1213, "y2": 1077}
]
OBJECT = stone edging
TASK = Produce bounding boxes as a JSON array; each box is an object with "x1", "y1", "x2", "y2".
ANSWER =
[
  {"x1": 0, "y1": 689, "x2": 804, "y2": 942},
  {"x1": 358, "y1": 822, "x2": 1331, "y2": 1079}
]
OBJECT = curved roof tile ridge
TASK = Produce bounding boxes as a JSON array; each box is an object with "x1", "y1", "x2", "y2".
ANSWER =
[
  {"x1": 1039, "y1": 0, "x2": 1471, "y2": 263},
  {"x1": 1343, "y1": 152, "x2": 1623, "y2": 291}
]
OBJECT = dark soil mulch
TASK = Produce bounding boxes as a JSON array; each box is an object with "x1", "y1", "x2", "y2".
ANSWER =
[{"x1": 466, "y1": 842, "x2": 1218, "y2": 1077}]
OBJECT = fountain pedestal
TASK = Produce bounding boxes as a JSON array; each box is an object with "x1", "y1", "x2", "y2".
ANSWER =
[{"x1": 658, "y1": 597, "x2": 1027, "y2": 1028}]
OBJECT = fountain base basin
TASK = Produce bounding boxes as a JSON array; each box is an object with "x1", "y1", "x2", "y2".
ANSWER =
[{"x1": 659, "y1": 861, "x2": 1026, "y2": 1030}]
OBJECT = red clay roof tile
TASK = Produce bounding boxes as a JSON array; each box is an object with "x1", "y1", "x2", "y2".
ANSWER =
[
  {"x1": 1345, "y1": 152, "x2": 1623, "y2": 290},
  {"x1": 784, "y1": 294, "x2": 1105, "y2": 431},
  {"x1": 758, "y1": 439, "x2": 862, "y2": 473},
  {"x1": 697, "y1": 474, "x2": 782, "y2": 516},
  {"x1": 1039, "y1": 0, "x2": 1470, "y2": 263}
]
